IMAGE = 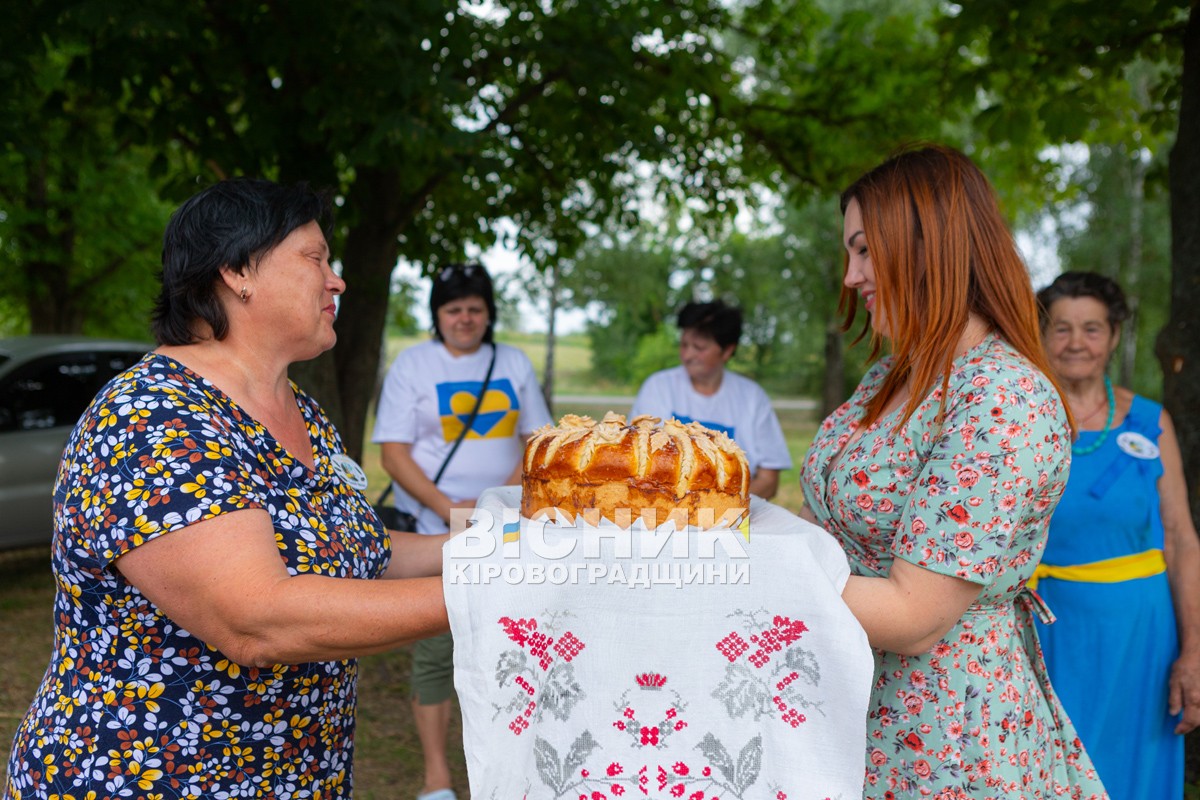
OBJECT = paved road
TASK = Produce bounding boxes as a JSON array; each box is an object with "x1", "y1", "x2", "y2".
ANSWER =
[{"x1": 554, "y1": 394, "x2": 817, "y2": 411}]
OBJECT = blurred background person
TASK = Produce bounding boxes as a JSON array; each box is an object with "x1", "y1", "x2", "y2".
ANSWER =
[
  {"x1": 1034, "y1": 270, "x2": 1200, "y2": 799},
  {"x1": 5, "y1": 178, "x2": 448, "y2": 799},
  {"x1": 630, "y1": 299, "x2": 792, "y2": 499},
  {"x1": 372, "y1": 261, "x2": 551, "y2": 800},
  {"x1": 800, "y1": 144, "x2": 1107, "y2": 799}
]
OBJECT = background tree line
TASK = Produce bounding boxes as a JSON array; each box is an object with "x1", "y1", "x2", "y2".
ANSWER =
[{"x1": 556, "y1": 139, "x2": 1176, "y2": 408}]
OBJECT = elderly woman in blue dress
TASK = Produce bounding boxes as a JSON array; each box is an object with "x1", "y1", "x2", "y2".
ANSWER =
[{"x1": 1033, "y1": 271, "x2": 1200, "y2": 800}]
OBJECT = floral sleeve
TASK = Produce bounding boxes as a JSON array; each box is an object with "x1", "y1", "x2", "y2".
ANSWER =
[
  {"x1": 62, "y1": 364, "x2": 266, "y2": 566},
  {"x1": 892, "y1": 363, "x2": 1069, "y2": 585}
]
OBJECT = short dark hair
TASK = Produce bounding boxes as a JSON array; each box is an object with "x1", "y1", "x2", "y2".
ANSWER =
[
  {"x1": 1036, "y1": 271, "x2": 1130, "y2": 333},
  {"x1": 676, "y1": 300, "x2": 742, "y2": 352},
  {"x1": 429, "y1": 262, "x2": 496, "y2": 344},
  {"x1": 152, "y1": 178, "x2": 331, "y2": 345}
]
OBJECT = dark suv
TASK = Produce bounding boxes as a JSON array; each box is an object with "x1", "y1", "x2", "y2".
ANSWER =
[{"x1": 0, "y1": 336, "x2": 151, "y2": 549}]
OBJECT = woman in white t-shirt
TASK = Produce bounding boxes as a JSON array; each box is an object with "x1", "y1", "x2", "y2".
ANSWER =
[
  {"x1": 630, "y1": 299, "x2": 792, "y2": 499},
  {"x1": 372, "y1": 262, "x2": 551, "y2": 800}
]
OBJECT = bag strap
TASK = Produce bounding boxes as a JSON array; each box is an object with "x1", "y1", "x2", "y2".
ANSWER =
[
  {"x1": 433, "y1": 342, "x2": 497, "y2": 483},
  {"x1": 374, "y1": 343, "x2": 498, "y2": 505}
]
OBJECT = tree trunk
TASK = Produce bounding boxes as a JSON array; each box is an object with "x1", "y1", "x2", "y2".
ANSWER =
[
  {"x1": 291, "y1": 167, "x2": 408, "y2": 463},
  {"x1": 543, "y1": 262, "x2": 558, "y2": 418},
  {"x1": 820, "y1": 257, "x2": 846, "y2": 418},
  {"x1": 1120, "y1": 297, "x2": 1139, "y2": 388},
  {"x1": 1120, "y1": 151, "x2": 1146, "y2": 387},
  {"x1": 1158, "y1": 5, "x2": 1200, "y2": 777},
  {"x1": 1160, "y1": 4, "x2": 1200, "y2": 511},
  {"x1": 23, "y1": 163, "x2": 84, "y2": 334},
  {"x1": 820, "y1": 317, "x2": 845, "y2": 419}
]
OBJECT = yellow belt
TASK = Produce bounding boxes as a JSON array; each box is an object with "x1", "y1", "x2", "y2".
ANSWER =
[{"x1": 1028, "y1": 548, "x2": 1166, "y2": 590}]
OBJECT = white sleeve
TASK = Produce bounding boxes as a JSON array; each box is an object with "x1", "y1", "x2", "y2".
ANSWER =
[
  {"x1": 371, "y1": 351, "x2": 420, "y2": 444},
  {"x1": 514, "y1": 351, "x2": 553, "y2": 434},
  {"x1": 630, "y1": 371, "x2": 669, "y2": 419},
  {"x1": 751, "y1": 384, "x2": 793, "y2": 470}
]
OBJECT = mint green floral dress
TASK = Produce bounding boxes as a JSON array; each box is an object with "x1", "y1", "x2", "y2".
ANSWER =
[
  {"x1": 5, "y1": 354, "x2": 389, "y2": 799},
  {"x1": 800, "y1": 335, "x2": 1108, "y2": 800}
]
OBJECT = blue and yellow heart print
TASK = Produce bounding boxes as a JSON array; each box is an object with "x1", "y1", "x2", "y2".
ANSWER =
[
  {"x1": 670, "y1": 412, "x2": 735, "y2": 440},
  {"x1": 438, "y1": 378, "x2": 521, "y2": 441}
]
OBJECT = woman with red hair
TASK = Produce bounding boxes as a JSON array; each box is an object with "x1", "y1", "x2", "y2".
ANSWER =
[{"x1": 800, "y1": 145, "x2": 1108, "y2": 799}]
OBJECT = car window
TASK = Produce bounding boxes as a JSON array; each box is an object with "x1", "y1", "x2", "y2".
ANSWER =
[{"x1": 0, "y1": 349, "x2": 145, "y2": 433}]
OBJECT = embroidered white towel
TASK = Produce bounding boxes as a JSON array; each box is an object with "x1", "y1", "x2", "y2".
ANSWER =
[{"x1": 445, "y1": 486, "x2": 872, "y2": 800}]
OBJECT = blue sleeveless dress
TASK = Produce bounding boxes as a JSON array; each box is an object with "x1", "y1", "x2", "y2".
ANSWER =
[{"x1": 1035, "y1": 395, "x2": 1182, "y2": 800}]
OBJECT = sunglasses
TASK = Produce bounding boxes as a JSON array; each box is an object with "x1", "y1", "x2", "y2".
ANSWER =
[{"x1": 437, "y1": 264, "x2": 480, "y2": 283}]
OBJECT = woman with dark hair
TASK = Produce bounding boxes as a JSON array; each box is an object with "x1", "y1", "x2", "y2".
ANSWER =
[
  {"x1": 631, "y1": 299, "x2": 792, "y2": 499},
  {"x1": 1034, "y1": 271, "x2": 1200, "y2": 799},
  {"x1": 5, "y1": 178, "x2": 449, "y2": 799},
  {"x1": 799, "y1": 145, "x2": 1107, "y2": 798},
  {"x1": 372, "y1": 262, "x2": 550, "y2": 800}
]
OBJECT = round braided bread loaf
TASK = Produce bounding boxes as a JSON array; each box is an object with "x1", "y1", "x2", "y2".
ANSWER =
[{"x1": 520, "y1": 412, "x2": 750, "y2": 529}]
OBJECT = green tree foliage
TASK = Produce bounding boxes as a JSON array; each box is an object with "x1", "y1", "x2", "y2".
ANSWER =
[
  {"x1": 3, "y1": 0, "x2": 745, "y2": 457},
  {"x1": 728, "y1": 0, "x2": 966, "y2": 193},
  {"x1": 936, "y1": 2, "x2": 1189, "y2": 233},
  {"x1": 629, "y1": 326, "x2": 679, "y2": 386},
  {"x1": 704, "y1": 0, "x2": 978, "y2": 408},
  {"x1": 555, "y1": 191, "x2": 855, "y2": 399},
  {"x1": 685, "y1": 193, "x2": 848, "y2": 396},
  {"x1": 3, "y1": 0, "x2": 1197, "y2": 481},
  {"x1": 0, "y1": 32, "x2": 172, "y2": 338},
  {"x1": 559, "y1": 234, "x2": 681, "y2": 387},
  {"x1": 385, "y1": 274, "x2": 422, "y2": 338},
  {"x1": 940, "y1": 2, "x2": 1200, "y2": 555},
  {"x1": 533, "y1": 0, "x2": 973, "y2": 409},
  {"x1": 942, "y1": 0, "x2": 1187, "y2": 146},
  {"x1": 1054, "y1": 144, "x2": 1172, "y2": 399}
]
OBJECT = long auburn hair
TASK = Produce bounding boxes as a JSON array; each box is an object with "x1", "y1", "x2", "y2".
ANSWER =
[{"x1": 838, "y1": 143, "x2": 1073, "y2": 432}]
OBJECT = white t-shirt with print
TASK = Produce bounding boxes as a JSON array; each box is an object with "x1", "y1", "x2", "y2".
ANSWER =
[
  {"x1": 372, "y1": 340, "x2": 552, "y2": 534},
  {"x1": 630, "y1": 365, "x2": 792, "y2": 476}
]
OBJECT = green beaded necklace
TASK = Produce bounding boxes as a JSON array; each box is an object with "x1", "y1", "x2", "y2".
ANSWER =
[{"x1": 1072, "y1": 375, "x2": 1114, "y2": 456}]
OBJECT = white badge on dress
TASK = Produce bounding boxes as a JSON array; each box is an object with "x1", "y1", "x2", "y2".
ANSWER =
[
  {"x1": 330, "y1": 453, "x2": 370, "y2": 490},
  {"x1": 1116, "y1": 431, "x2": 1159, "y2": 460}
]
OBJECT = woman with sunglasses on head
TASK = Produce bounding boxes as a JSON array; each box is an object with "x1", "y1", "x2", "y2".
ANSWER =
[
  {"x1": 1033, "y1": 271, "x2": 1200, "y2": 800},
  {"x1": 5, "y1": 179, "x2": 449, "y2": 799},
  {"x1": 372, "y1": 262, "x2": 551, "y2": 800},
  {"x1": 798, "y1": 145, "x2": 1107, "y2": 799}
]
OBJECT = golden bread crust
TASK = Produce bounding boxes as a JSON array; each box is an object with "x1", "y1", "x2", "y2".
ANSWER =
[{"x1": 521, "y1": 412, "x2": 750, "y2": 529}]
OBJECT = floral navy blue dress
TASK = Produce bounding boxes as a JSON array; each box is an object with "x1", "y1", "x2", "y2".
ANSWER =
[{"x1": 4, "y1": 354, "x2": 390, "y2": 799}]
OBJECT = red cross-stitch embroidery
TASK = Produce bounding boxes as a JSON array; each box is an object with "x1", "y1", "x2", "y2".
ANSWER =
[
  {"x1": 495, "y1": 613, "x2": 588, "y2": 736},
  {"x1": 712, "y1": 610, "x2": 820, "y2": 731},
  {"x1": 487, "y1": 609, "x2": 827, "y2": 799}
]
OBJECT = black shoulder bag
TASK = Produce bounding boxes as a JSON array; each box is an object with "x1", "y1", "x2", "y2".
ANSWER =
[{"x1": 373, "y1": 344, "x2": 497, "y2": 531}]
